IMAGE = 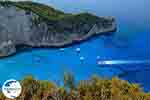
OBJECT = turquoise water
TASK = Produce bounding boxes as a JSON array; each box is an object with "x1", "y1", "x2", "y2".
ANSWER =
[
  {"x1": 0, "y1": 0, "x2": 150, "y2": 91},
  {"x1": 0, "y1": 30, "x2": 150, "y2": 91}
]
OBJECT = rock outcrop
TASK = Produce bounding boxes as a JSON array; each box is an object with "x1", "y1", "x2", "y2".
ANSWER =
[{"x1": 0, "y1": 1, "x2": 116, "y2": 57}]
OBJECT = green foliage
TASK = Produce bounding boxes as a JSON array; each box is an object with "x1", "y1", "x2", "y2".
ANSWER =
[
  {"x1": 64, "y1": 72, "x2": 75, "y2": 90},
  {"x1": 0, "y1": 1, "x2": 99, "y2": 25},
  {"x1": 0, "y1": 1, "x2": 65, "y2": 21},
  {"x1": 14, "y1": 1, "x2": 66, "y2": 21},
  {"x1": 0, "y1": 1, "x2": 103, "y2": 34},
  {"x1": 0, "y1": 1, "x2": 94, "y2": 23}
]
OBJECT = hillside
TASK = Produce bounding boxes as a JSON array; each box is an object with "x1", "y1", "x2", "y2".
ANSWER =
[
  {"x1": 0, "y1": 1, "x2": 116, "y2": 57},
  {"x1": 0, "y1": 1, "x2": 102, "y2": 23}
]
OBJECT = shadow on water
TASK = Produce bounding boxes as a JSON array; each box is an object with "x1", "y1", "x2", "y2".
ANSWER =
[{"x1": 0, "y1": 32, "x2": 115, "y2": 59}]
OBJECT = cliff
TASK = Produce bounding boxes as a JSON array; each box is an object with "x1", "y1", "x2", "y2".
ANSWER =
[{"x1": 0, "y1": 1, "x2": 116, "y2": 57}]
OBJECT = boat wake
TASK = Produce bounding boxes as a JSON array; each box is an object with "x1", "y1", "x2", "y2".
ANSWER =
[{"x1": 97, "y1": 60, "x2": 150, "y2": 65}]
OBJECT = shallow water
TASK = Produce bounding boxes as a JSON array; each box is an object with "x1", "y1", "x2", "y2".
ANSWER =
[{"x1": 0, "y1": 0, "x2": 150, "y2": 91}]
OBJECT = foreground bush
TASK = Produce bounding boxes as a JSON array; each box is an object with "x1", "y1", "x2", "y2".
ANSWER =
[{"x1": 0, "y1": 75, "x2": 150, "y2": 100}]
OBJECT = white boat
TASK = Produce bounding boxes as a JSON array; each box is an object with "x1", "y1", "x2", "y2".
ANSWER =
[
  {"x1": 80, "y1": 56, "x2": 85, "y2": 61},
  {"x1": 76, "y1": 48, "x2": 81, "y2": 52},
  {"x1": 97, "y1": 61, "x2": 106, "y2": 65},
  {"x1": 60, "y1": 48, "x2": 65, "y2": 51},
  {"x1": 96, "y1": 56, "x2": 100, "y2": 59}
]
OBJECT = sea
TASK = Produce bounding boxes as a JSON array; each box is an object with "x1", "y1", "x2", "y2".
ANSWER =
[{"x1": 0, "y1": 0, "x2": 150, "y2": 91}]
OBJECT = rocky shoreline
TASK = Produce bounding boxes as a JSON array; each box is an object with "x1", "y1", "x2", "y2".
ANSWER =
[{"x1": 0, "y1": 1, "x2": 116, "y2": 57}]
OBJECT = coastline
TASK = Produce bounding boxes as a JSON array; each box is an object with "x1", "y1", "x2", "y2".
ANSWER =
[
  {"x1": 0, "y1": 28, "x2": 116, "y2": 59},
  {"x1": 0, "y1": 1, "x2": 117, "y2": 57}
]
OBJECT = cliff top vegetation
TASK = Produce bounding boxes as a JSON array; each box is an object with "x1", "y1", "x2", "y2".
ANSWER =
[{"x1": 0, "y1": 74, "x2": 150, "y2": 100}]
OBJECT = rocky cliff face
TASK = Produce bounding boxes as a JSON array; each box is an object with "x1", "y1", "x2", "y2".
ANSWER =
[{"x1": 0, "y1": 5, "x2": 116, "y2": 57}]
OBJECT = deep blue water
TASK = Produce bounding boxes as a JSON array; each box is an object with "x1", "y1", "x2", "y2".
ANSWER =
[{"x1": 0, "y1": 0, "x2": 150, "y2": 91}]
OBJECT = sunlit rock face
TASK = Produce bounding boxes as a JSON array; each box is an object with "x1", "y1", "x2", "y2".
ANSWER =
[{"x1": 0, "y1": 4, "x2": 116, "y2": 57}]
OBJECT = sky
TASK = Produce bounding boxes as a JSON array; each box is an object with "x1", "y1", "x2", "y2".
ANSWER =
[
  {"x1": 32, "y1": 0, "x2": 149, "y2": 22},
  {"x1": 33, "y1": 0, "x2": 149, "y2": 32},
  {"x1": 8, "y1": 0, "x2": 149, "y2": 19}
]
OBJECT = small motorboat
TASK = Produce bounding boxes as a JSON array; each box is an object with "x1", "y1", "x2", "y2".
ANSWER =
[
  {"x1": 97, "y1": 61, "x2": 106, "y2": 65},
  {"x1": 96, "y1": 56, "x2": 100, "y2": 60},
  {"x1": 80, "y1": 56, "x2": 85, "y2": 61},
  {"x1": 60, "y1": 48, "x2": 65, "y2": 51},
  {"x1": 76, "y1": 48, "x2": 81, "y2": 53}
]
